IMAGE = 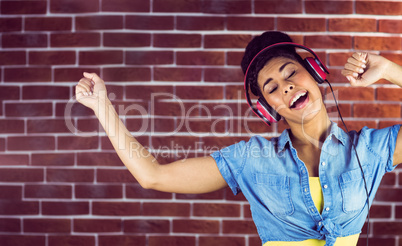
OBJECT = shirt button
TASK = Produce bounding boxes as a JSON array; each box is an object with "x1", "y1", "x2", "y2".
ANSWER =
[
  {"x1": 325, "y1": 207, "x2": 330, "y2": 211},
  {"x1": 311, "y1": 208, "x2": 315, "y2": 212},
  {"x1": 304, "y1": 188, "x2": 308, "y2": 192},
  {"x1": 322, "y1": 162, "x2": 326, "y2": 166},
  {"x1": 323, "y1": 185, "x2": 328, "y2": 189},
  {"x1": 318, "y1": 222, "x2": 322, "y2": 226}
]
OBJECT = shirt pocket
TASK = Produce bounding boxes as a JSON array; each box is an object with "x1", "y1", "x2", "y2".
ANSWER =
[
  {"x1": 339, "y1": 166, "x2": 372, "y2": 213},
  {"x1": 253, "y1": 173, "x2": 294, "y2": 216}
]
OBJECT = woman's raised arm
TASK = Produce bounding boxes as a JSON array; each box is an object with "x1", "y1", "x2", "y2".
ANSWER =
[{"x1": 75, "y1": 72, "x2": 228, "y2": 193}]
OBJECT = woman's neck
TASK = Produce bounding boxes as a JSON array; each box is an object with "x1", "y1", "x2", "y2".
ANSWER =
[{"x1": 287, "y1": 106, "x2": 332, "y2": 148}]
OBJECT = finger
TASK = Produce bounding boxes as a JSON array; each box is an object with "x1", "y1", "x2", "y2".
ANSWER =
[
  {"x1": 78, "y1": 80, "x2": 92, "y2": 92},
  {"x1": 344, "y1": 63, "x2": 364, "y2": 75},
  {"x1": 83, "y1": 72, "x2": 102, "y2": 84},
  {"x1": 76, "y1": 84, "x2": 92, "y2": 96},
  {"x1": 78, "y1": 78, "x2": 94, "y2": 90},
  {"x1": 353, "y1": 52, "x2": 368, "y2": 64}
]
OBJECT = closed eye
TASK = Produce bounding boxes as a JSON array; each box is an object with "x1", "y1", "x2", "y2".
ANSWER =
[{"x1": 288, "y1": 70, "x2": 296, "y2": 79}]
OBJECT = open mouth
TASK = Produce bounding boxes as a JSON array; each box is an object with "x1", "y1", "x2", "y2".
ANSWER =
[{"x1": 290, "y1": 91, "x2": 309, "y2": 110}]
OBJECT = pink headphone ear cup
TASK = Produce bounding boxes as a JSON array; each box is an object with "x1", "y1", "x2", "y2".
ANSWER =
[
  {"x1": 256, "y1": 98, "x2": 281, "y2": 123},
  {"x1": 304, "y1": 57, "x2": 327, "y2": 84}
]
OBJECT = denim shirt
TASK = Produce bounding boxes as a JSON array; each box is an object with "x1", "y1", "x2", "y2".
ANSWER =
[{"x1": 211, "y1": 122, "x2": 400, "y2": 246}]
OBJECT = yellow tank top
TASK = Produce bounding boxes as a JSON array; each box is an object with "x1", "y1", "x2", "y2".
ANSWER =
[{"x1": 263, "y1": 177, "x2": 360, "y2": 246}]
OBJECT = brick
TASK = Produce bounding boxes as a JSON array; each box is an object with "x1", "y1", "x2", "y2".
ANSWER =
[
  {"x1": 48, "y1": 236, "x2": 95, "y2": 246},
  {"x1": 356, "y1": 1, "x2": 402, "y2": 15},
  {"x1": 126, "y1": 184, "x2": 172, "y2": 199},
  {"x1": 373, "y1": 221, "x2": 402, "y2": 235},
  {"x1": 97, "y1": 169, "x2": 136, "y2": 183},
  {"x1": 102, "y1": 67, "x2": 151, "y2": 81},
  {"x1": 125, "y1": 85, "x2": 174, "y2": 100},
  {"x1": 25, "y1": 184, "x2": 72, "y2": 199},
  {"x1": 204, "y1": 0, "x2": 252, "y2": 14},
  {"x1": 1, "y1": 0, "x2": 47, "y2": 14},
  {"x1": 357, "y1": 238, "x2": 395, "y2": 246},
  {"x1": 379, "y1": 121, "x2": 400, "y2": 129},
  {"x1": 51, "y1": 33, "x2": 100, "y2": 47},
  {"x1": 54, "y1": 67, "x2": 101, "y2": 82},
  {"x1": 379, "y1": 19, "x2": 402, "y2": 34},
  {"x1": 278, "y1": 18, "x2": 326, "y2": 32},
  {"x1": 79, "y1": 50, "x2": 123, "y2": 65},
  {"x1": 151, "y1": 101, "x2": 198, "y2": 117},
  {"x1": 153, "y1": 0, "x2": 201, "y2": 12},
  {"x1": 369, "y1": 205, "x2": 392, "y2": 219},
  {"x1": 150, "y1": 135, "x2": 200, "y2": 150},
  {"x1": 0, "y1": 236, "x2": 45, "y2": 246},
  {"x1": 2, "y1": 34, "x2": 47, "y2": 48},
  {"x1": 249, "y1": 236, "x2": 261, "y2": 246},
  {"x1": 27, "y1": 119, "x2": 71, "y2": 134},
  {"x1": 329, "y1": 18, "x2": 376, "y2": 32},
  {"x1": 57, "y1": 136, "x2": 99, "y2": 150},
  {"x1": 254, "y1": 0, "x2": 302, "y2": 13},
  {"x1": 29, "y1": 51, "x2": 75, "y2": 65},
  {"x1": 177, "y1": 16, "x2": 224, "y2": 30},
  {"x1": 199, "y1": 236, "x2": 245, "y2": 246},
  {"x1": 8, "y1": 136, "x2": 55, "y2": 151},
  {"x1": 32, "y1": 153, "x2": 75, "y2": 166},
  {"x1": 77, "y1": 152, "x2": 123, "y2": 166},
  {"x1": 305, "y1": 1, "x2": 353, "y2": 14},
  {"x1": 355, "y1": 36, "x2": 401, "y2": 51},
  {"x1": 149, "y1": 236, "x2": 196, "y2": 246},
  {"x1": 193, "y1": 203, "x2": 241, "y2": 217},
  {"x1": 227, "y1": 51, "x2": 245, "y2": 66},
  {"x1": 0, "y1": 119, "x2": 24, "y2": 133},
  {"x1": 328, "y1": 52, "x2": 354, "y2": 66},
  {"x1": 92, "y1": 202, "x2": 141, "y2": 216},
  {"x1": 124, "y1": 220, "x2": 170, "y2": 233},
  {"x1": 4, "y1": 67, "x2": 51, "y2": 82},
  {"x1": 0, "y1": 186, "x2": 22, "y2": 199},
  {"x1": 99, "y1": 236, "x2": 145, "y2": 246},
  {"x1": 154, "y1": 34, "x2": 201, "y2": 48},
  {"x1": 126, "y1": 15, "x2": 173, "y2": 30},
  {"x1": 47, "y1": 168, "x2": 94, "y2": 182},
  {"x1": 75, "y1": 184, "x2": 123, "y2": 198},
  {"x1": 0, "y1": 17, "x2": 22, "y2": 32},
  {"x1": 204, "y1": 68, "x2": 243, "y2": 82},
  {"x1": 0, "y1": 51, "x2": 26, "y2": 65},
  {"x1": 0, "y1": 201, "x2": 39, "y2": 215},
  {"x1": 24, "y1": 219, "x2": 71, "y2": 233},
  {"x1": 102, "y1": 0, "x2": 149, "y2": 12},
  {"x1": 177, "y1": 51, "x2": 224, "y2": 66},
  {"x1": 204, "y1": 34, "x2": 252, "y2": 49},
  {"x1": 327, "y1": 86, "x2": 374, "y2": 101},
  {"x1": 377, "y1": 88, "x2": 402, "y2": 101},
  {"x1": 336, "y1": 120, "x2": 376, "y2": 132},
  {"x1": 74, "y1": 219, "x2": 121, "y2": 232},
  {"x1": 176, "y1": 85, "x2": 223, "y2": 100},
  {"x1": 51, "y1": 0, "x2": 99, "y2": 13},
  {"x1": 7, "y1": 101, "x2": 48, "y2": 118},
  {"x1": 42, "y1": 202, "x2": 89, "y2": 215},
  {"x1": 25, "y1": 17, "x2": 72, "y2": 31},
  {"x1": 126, "y1": 51, "x2": 173, "y2": 65},
  {"x1": 397, "y1": 205, "x2": 402, "y2": 218},
  {"x1": 143, "y1": 202, "x2": 190, "y2": 216},
  {"x1": 173, "y1": 219, "x2": 219, "y2": 233},
  {"x1": 23, "y1": 85, "x2": 70, "y2": 100},
  {"x1": 305, "y1": 35, "x2": 352, "y2": 49},
  {"x1": 223, "y1": 220, "x2": 258, "y2": 234},
  {"x1": 103, "y1": 33, "x2": 150, "y2": 47},
  {"x1": 0, "y1": 218, "x2": 20, "y2": 232},
  {"x1": 353, "y1": 104, "x2": 400, "y2": 118},
  {"x1": 154, "y1": 67, "x2": 202, "y2": 82},
  {"x1": 375, "y1": 188, "x2": 402, "y2": 202},
  {"x1": 76, "y1": 15, "x2": 123, "y2": 30},
  {"x1": 0, "y1": 154, "x2": 29, "y2": 166},
  {"x1": 227, "y1": 17, "x2": 274, "y2": 31}
]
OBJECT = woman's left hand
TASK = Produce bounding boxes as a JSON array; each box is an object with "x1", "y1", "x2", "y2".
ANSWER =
[{"x1": 341, "y1": 52, "x2": 391, "y2": 87}]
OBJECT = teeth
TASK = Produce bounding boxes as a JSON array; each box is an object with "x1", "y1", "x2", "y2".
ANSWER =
[{"x1": 290, "y1": 91, "x2": 307, "y2": 107}]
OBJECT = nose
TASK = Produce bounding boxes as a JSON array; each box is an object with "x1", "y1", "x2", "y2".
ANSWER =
[{"x1": 284, "y1": 84, "x2": 294, "y2": 94}]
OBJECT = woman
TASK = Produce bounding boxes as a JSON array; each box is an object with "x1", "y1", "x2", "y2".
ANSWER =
[{"x1": 75, "y1": 31, "x2": 402, "y2": 246}]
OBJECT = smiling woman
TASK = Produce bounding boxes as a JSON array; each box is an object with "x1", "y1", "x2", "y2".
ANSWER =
[{"x1": 75, "y1": 31, "x2": 402, "y2": 246}]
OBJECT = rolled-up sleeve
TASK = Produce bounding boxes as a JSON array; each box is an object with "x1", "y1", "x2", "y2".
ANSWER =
[{"x1": 210, "y1": 140, "x2": 248, "y2": 195}]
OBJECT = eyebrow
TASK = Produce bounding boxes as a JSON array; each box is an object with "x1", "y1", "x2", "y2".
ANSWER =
[{"x1": 262, "y1": 62, "x2": 295, "y2": 91}]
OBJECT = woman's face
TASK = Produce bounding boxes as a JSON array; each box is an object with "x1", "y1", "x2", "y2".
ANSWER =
[{"x1": 257, "y1": 57, "x2": 324, "y2": 125}]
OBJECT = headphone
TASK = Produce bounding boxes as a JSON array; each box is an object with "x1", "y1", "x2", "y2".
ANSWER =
[{"x1": 244, "y1": 42, "x2": 330, "y2": 125}]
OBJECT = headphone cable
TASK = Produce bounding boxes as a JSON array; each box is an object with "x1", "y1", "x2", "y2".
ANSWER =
[{"x1": 325, "y1": 80, "x2": 370, "y2": 246}]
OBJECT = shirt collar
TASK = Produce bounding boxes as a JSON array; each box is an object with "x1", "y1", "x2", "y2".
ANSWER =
[{"x1": 276, "y1": 121, "x2": 348, "y2": 154}]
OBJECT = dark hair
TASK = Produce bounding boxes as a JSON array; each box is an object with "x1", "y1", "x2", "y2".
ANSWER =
[{"x1": 241, "y1": 31, "x2": 304, "y2": 96}]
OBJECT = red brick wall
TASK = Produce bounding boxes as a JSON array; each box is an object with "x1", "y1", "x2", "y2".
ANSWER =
[{"x1": 0, "y1": 0, "x2": 401, "y2": 245}]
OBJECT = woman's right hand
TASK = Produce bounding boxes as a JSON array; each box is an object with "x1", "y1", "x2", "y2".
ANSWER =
[{"x1": 75, "y1": 72, "x2": 108, "y2": 112}]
